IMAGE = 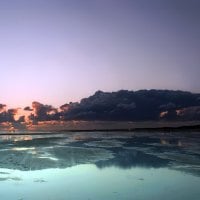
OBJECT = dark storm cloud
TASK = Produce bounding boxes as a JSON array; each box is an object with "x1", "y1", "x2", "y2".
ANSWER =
[
  {"x1": 176, "y1": 106, "x2": 200, "y2": 120},
  {"x1": 1, "y1": 90, "x2": 200, "y2": 123},
  {"x1": 0, "y1": 105, "x2": 21, "y2": 122},
  {"x1": 60, "y1": 104, "x2": 70, "y2": 111},
  {"x1": 24, "y1": 106, "x2": 33, "y2": 111},
  {"x1": 0, "y1": 104, "x2": 6, "y2": 111},
  {"x1": 32, "y1": 101, "x2": 49, "y2": 120},
  {"x1": 62, "y1": 90, "x2": 200, "y2": 121},
  {"x1": 32, "y1": 101, "x2": 59, "y2": 121},
  {"x1": 0, "y1": 104, "x2": 7, "y2": 122},
  {"x1": 6, "y1": 108, "x2": 18, "y2": 122}
]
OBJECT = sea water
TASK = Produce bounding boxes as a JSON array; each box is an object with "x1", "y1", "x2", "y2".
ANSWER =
[{"x1": 0, "y1": 131, "x2": 199, "y2": 200}]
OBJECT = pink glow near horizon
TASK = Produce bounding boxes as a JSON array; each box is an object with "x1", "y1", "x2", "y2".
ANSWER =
[{"x1": 0, "y1": 1, "x2": 200, "y2": 107}]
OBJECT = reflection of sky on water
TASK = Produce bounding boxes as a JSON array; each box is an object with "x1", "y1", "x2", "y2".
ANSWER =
[
  {"x1": 0, "y1": 165, "x2": 200, "y2": 200},
  {"x1": 0, "y1": 132, "x2": 199, "y2": 174},
  {"x1": 0, "y1": 131, "x2": 199, "y2": 199}
]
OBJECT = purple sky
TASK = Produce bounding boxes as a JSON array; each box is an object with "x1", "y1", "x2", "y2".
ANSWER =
[{"x1": 0, "y1": 0, "x2": 200, "y2": 107}]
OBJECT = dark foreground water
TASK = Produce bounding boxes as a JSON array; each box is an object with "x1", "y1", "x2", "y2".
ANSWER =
[{"x1": 0, "y1": 131, "x2": 200, "y2": 200}]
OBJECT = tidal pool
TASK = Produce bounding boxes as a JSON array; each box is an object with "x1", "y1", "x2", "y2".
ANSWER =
[{"x1": 0, "y1": 131, "x2": 199, "y2": 200}]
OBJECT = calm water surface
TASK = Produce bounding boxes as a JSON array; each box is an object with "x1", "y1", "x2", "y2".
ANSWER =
[{"x1": 0, "y1": 131, "x2": 199, "y2": 200}]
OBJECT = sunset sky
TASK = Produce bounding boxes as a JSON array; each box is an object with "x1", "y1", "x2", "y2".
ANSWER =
[{"x1": 0, "y1": 0, "x2": 200, "y2": 108}]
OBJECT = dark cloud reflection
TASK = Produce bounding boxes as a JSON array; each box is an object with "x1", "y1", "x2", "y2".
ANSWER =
[{"x1": 0, "y1": 131, "x2": 199, "y2": 177}]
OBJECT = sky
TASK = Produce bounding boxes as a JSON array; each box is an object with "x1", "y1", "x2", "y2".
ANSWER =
[{"x1": 0, "y1": 0, "x2": 200, "y2": 108}]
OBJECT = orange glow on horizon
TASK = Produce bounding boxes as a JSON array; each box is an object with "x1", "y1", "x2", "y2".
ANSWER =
[
  {"x1": 14, "y1": 108, "x2": 33, "y2": 122},
  {"x1": 159, "y1": 111, "x2": 168, "y2": 118}
]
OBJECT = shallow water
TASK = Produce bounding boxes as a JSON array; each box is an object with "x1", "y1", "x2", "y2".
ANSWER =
[{"x1": 0, "y1": 131, "x2": 199, "y2": 200}]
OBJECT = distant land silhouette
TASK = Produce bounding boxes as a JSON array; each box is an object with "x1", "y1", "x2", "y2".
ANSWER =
[{"x1": 1, "y1": 89, "x2": 200, "y2": 123}]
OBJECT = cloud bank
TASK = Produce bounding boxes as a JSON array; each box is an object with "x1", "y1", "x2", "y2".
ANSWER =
[{"x1": 0, "y1": 89, "x2": 200, "y2": 123}]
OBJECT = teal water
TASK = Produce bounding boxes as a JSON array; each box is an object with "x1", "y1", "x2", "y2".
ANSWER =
[
  {"x1": 0, "y1": 165, "x2": 200, "y2": 200},
  {"x1": 0, "y1": 131, "x2": 199, "y2": 200}
]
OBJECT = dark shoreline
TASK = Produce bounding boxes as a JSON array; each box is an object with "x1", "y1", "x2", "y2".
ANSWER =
[{"x1": 0, "y1": 124, "x2": 199, "y2": 135}]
